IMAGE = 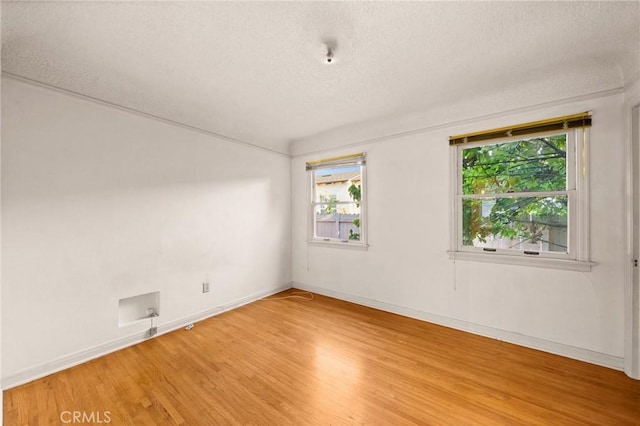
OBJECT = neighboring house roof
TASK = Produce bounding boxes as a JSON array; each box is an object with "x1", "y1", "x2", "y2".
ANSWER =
[{"x1": 316, "y1": 171, "x2": 361, "y2": 184}]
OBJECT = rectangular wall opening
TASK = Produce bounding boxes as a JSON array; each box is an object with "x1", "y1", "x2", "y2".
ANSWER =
[{"x1": 118, "y1": 291, "x2": 160, "y2": 327}]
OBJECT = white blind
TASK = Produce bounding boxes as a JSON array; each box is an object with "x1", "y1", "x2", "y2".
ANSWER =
[
  {"x1": 305, "y1": 153, "x2": 366, "y2": 171},
  {"x1": 449, "y1": 112, "x2": 591, "y2": 146}
]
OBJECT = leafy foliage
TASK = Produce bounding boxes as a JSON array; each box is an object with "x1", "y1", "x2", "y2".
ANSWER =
[
  {"x1": 348, "y1": 184, "x2": 361, "y2": 208},
  {"x1": 319, "y1": 194, "x2": 337, "y2": 214},
  {"x1": 348, "y1": 183, "x2": 361, "y2": 240},
  {"x1": 462, "y1": 135, "x2": 568, "y2": 249}
]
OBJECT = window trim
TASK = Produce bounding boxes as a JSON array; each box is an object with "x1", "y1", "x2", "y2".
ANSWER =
[
  {"x1": 448, "y1": 128, "x2": 593, "y2": 271},
  {"x1": 447, "y1": 250, "x2": 595, "y2": 271},
  {"x1": 307, "y1": 155, "x2": 368, "y2": 249}
]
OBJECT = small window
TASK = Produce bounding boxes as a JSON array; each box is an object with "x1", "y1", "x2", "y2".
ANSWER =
[
  {"x1": 449, "y1": 113, "x2": 592, "y2": 269},
  {"x1": 307, "y1": 153, "x2": 366, "y2": 246}
]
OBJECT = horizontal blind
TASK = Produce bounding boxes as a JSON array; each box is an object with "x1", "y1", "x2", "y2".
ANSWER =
[
  {"x1": 305, "y1": 153, "x2": 366, "y2": 171},
  {"x1": 449, "y1": 112, "x2": 591, "y2": 146}
]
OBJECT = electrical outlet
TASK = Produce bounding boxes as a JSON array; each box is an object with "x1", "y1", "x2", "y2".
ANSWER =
[
  {"x1": 148, "y1": 327, "x2": 157, "y2": 337},
  {"x1": 202, "y1": 282, "x2": 210, "y2": 293}
]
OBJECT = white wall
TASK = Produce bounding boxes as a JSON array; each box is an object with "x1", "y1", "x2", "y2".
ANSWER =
[
  {"x1": 292, "y1": 93, "x2": 628, "y2": 368},
  {"x1": 625, "y1": 77, "x2": 640, "y2": 378},
  {"x1": 1, "y1": 77, "x2": 291, "y2": 384},
  {"x1": 0, "y1": 3, "x2": 4, "y2": 419}
]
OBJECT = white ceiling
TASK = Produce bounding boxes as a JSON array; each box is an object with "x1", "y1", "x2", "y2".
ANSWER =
[{"x1": 2, "y1": 1, "x2": 639, "y2": 155}]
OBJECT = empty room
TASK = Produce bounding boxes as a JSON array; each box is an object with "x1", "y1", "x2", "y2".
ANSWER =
[{"x1": 2, "y1": 1, "x2": 640, "y2": 425}]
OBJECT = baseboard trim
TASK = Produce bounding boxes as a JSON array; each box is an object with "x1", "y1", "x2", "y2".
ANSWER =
[
  {"x1": 292, "y1": 282, "x2": 623, "y2": 371},
  {"x1": 2, "y1": 283, "x2": 292, "y2": 390}
]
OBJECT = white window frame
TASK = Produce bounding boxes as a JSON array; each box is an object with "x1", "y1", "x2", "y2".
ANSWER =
[
  {"x1": 307, "y1": 154, "x2": 368, "y2": 250},
  {"x1": 448, "y1": 128, "x2": 594, "y2": 271}
]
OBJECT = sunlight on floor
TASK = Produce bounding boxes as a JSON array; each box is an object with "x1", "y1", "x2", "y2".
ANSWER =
[{"x1": 313, "y1": 340, "x2": 364, "y2": 418}]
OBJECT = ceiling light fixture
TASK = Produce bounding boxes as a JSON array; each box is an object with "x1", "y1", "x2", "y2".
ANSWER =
[
  {"x1": 325, "y1": 46, "x2": 334, "y2": 64},
  {"x1": 321, "y1": 39, "x2": 337, "y2": 65}
]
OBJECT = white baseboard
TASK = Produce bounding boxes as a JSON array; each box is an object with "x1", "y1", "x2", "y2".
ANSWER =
[
  {"x1": 292, "y1": 282, "x2": 624, "y2": 371},
  {"x1": 2, "y1": 283, "x2": 292, "y2": 390}
]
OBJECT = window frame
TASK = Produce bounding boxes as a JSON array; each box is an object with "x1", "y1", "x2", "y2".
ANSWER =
[
  {"x1": 308, "y1": 156, "x2": 368, "y2": 249},
  {"x1": 448, "y1": 128, "x2": 593, "y2": 271}
]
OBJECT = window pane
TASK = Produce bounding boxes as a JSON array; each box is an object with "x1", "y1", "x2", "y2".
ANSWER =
[
  {"x1": 462, "y1": 134, "x2": 567, "y2": 195},
  {"x1": 314, "y1": 166, "x2": 362, "y2": 203},
  {"x1": 462, "y1": 196, "x2": 568, "y2": 253},
  {"x1": 314, "y1": 204, "x2": 361, "y2": 240}
]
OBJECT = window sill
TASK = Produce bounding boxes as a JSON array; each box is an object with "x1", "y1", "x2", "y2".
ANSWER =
[
  {"x1": 447, "y1": 251, "x2": 595, "y2": 272},
  {"x1": 308, "y1": 240, "x2": 369, "y2": 251}
]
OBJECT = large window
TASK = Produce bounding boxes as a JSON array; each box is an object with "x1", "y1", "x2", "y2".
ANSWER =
[
  {"x1": 307, "y1": 153, "x2": 366, "y2": 246},
  {"x1": 449, "y1": 113, "x2": 592, "y2": 270}
]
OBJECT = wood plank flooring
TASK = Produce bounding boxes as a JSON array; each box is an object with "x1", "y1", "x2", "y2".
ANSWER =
[{"x1": 4, "y1": 289, "x2": 640, "y2": 425}]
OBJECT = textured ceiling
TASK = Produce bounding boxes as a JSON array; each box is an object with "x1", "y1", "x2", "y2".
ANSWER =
[{"x1": 2, "y1": 1, "x2": 639, "y2": 155}]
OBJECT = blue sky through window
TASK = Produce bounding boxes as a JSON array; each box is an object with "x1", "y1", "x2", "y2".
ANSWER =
[{"x1": 315, "y1": 165, "x2": 360, "y2": 178}]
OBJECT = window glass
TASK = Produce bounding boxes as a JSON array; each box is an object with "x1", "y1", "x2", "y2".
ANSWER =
[
  {"x1": 313, "y1": 204, "x2": 361, "y2": 241},
  {"x1": 462, "y1": 195, "x2": 568, "y2": 253},
  {"x1": 310, "y1": 162, "x2": 364, "y2": 243},
  {"x1": 314, "y1": 166, "x2": 362, "y2": 203},
  {"x1": 457, "y1": 132, "x2": 573, "y2": 257},
  {"x1": 462, "y1": 134, "x2": 567, "y2": 195}
]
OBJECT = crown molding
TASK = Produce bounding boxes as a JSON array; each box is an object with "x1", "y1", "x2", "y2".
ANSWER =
[{"x1": 1, "y1": 72, "x2": 291, "y2": 158}]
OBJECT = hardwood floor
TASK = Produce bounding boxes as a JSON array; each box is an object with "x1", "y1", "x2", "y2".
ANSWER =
[{"x1": 4, "y1": 289, "x2": 640, "y2": 425}]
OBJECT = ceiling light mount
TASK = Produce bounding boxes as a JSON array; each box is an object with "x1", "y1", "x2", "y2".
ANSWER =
[
  {"x1": 325, "y1": 46, "x2": 334, "y2": 64},
  {"x1": 321, "y1": 38, "x2": 337, "y2": 65}
]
